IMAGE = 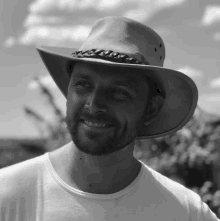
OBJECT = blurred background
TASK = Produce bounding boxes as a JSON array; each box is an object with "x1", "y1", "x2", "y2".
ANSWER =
[
  {"x1": 1, "y1": 0, "x2": 220, "y2": 218},
  {"x1": 1, "y1": 0, "x2": 220, "y2": 139}
]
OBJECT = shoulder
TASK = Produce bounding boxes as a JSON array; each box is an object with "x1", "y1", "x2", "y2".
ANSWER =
[
  {"x1": 0, "y1": 154, "x2": 46, "y2": 200},
  {"x1": 143, "y1": 164, "x2": 219, "y2": 220}
]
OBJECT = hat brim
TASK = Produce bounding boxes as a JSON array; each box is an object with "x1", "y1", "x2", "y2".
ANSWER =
[{"x1": 36, "y1": 46, "x2": 198, "y2": 139}]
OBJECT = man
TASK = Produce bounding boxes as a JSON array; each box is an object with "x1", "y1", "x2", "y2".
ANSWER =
[{"x1": 0, "y1": 16, "x2": 218, "y2": 220}]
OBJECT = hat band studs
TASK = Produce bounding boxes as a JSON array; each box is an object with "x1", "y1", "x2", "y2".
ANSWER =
[{"x1": 71, "y1": 49, "x2": 147, "y2": 65}]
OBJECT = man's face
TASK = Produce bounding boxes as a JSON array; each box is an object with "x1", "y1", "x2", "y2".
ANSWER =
[{"x1": 65, "y1": 62, "x2": 150, "y2": 156}]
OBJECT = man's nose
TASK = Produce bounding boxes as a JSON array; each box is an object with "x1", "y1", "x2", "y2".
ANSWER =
[{"x1": 84, "y1": 90, "x2": 108, "y2": 114}]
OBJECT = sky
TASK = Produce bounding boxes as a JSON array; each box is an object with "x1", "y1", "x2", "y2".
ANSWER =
[{"x1": 1, "y1": 0, "x2": 220, "y2": 138}]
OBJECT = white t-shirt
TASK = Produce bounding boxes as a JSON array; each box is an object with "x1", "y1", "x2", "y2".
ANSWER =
[{"x1": 0, "y1": 149, "x2": 219, "y2": 221}]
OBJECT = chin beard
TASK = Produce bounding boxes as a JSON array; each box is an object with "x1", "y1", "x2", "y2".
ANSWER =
[{"x1": 65, "y1": 115, "x2": 138, "y2": 156}]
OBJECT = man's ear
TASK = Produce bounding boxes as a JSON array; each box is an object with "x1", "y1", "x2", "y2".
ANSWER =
[{"x1": 144, "y1": 95, "x2": 165, "y2": 126}]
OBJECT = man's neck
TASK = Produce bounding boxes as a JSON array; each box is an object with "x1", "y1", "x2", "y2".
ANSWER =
[{"x1": 49, "y1": 142, "x2": 142, "y2": 194}]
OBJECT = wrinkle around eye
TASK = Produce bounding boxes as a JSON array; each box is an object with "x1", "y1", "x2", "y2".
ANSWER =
[
  {"x1": 110, "y1": 88, "x2": 131, "y2": 98},
  {"x1": 71, "y1": 81, "x2": 137, "y2": 101},
  {"x1": 74, "y1": 80, "x2": 91, "y2": 87}
]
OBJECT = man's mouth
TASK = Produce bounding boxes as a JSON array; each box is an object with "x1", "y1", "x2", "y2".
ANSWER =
[{"x1": 81, "y1": 120, "x2": 113, "y2": 128}]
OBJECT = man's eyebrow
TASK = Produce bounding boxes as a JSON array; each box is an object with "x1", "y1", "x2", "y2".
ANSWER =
[
  {"x1": 73, "y1": 73, "x2": 90, "y2": 80},
  {"x1": 113, "y1": 80, "x2": 138, "y2": 94}
]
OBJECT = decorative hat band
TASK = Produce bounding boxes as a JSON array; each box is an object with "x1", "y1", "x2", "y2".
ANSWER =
[{"x1": 70, "y1": 49, "x2": 162, "y2": 94}]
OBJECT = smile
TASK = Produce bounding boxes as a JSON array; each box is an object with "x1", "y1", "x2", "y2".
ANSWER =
[{"x1": 83, "y1": 120, "x2": 113, "y2": 128}]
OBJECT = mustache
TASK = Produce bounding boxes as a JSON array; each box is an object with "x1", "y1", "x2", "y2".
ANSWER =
[
  {"x1": 80, "y1": 113, "x2": 116, "y2": 125},
  {"x1": 65, "y1": 111, "x2": 118, "y2": 127}
]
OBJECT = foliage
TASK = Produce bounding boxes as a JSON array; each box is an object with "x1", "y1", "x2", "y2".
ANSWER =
[
  {"x1": 135, "y1": 107, "x2": 220, "y2": 217},
  {"x1": 23, "y1": 76, "x2": 71, "y2": 151}
]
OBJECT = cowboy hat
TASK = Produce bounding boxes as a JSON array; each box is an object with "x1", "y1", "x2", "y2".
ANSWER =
[{"x1": 36, "y1": 16, "x2": 198, "y2": 139}]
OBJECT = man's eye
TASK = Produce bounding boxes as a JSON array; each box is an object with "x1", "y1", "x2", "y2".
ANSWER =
[
  {"x1": 112, "y1": 89, "x2": 130, "y2": 97},
  {"x1": 75, "y1": 81, "x2": 90, "y2": 87}
]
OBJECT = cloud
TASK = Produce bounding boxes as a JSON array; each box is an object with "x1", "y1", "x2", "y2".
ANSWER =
[
  {"x1": 19, "y1": 25, "x2": 91, "y2": 46},
  {"x1": 4, "y1": 36, "x2": 16, "y2": 48},
  {"x1": 201, "y1": 5, "x2": 220, "y2": 26},
  {"x1": 29, "y1": 0, "x2": 77, "y2": 13},
  {"x1": 209, "y1": 77, "x2": 220, "y2": 88},
  {"x1": 198, "y1": 93, "x2": 220, "y2": 115},
  {"x1": 97, "y1": 0, "x2": 124, "y2": 11},
  {"x1": 28, "y1": 0, "x2": 187, "y2": 15},
  {"x1": 213, "y1": 32, "x2": 220, "y2": 41},
  {"x1": 154, "y1": 0, "x2": 187, "y2": 8},
  {"x1": 199, "y1": 93, "x2": 220, "y2": 103},
  {"x1": 177, "y1": 66, "x2": 203, "y2": 78},
  {"x1": 5, "y1": 0, "x2": 126, "y2": 48},
  {"x1": 29, "y1": 0, "x2": 123, "y2": 13},
  {"x1": 123, "y1": 8, "x2": 153, "y2": 22},
  {"x1": 123, "y1": 0, "x2": 187, "y2": 22},
  {"x1": 23, "y1": 14, "x2": 65, "y2": 27},
  {"x1": 4, "y1": 0, "x2": 188, "y2": 48},
  {"x1": 78, "y1": 0, "x2": 98, "y2": 9}
]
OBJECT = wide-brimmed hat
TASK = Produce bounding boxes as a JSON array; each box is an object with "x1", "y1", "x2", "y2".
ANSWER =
[{"x1": 36, "y1": 16, "x2": 198, "y2": 139}]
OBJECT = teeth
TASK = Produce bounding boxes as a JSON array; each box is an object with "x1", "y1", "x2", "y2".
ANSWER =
[{"x1": 84, "y1": 120, "x2": 110, "y2": 128}]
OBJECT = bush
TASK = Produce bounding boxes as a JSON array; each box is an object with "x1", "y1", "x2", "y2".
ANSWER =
[{"x1": 134, "y1": 107, "x2": 220, "y2": 218}]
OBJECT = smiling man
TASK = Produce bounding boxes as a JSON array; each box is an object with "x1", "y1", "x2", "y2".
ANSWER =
[
  {"x1": 57, "y1": 62, "x2": 161, "y2": 194},
  {"x1": 0, "y1": 16, "x2": 219, "y2": 221}
]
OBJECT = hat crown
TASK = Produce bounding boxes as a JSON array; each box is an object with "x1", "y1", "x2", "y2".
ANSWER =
[{"x1": 80, "y1": 16, "x2": 165, "y2": 67}]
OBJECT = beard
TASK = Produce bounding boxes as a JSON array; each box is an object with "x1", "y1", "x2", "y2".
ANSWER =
[{"x1": 65, "y1": 110, "x2": 144, "y2": 157}]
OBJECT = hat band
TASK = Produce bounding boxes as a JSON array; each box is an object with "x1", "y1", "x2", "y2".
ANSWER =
[
  {"x1": 69, "y1": 48, "x2": 162, "y2": 94},
  {"x1": 71, "y1": 49, "x2": 148, "y2": 65}
]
